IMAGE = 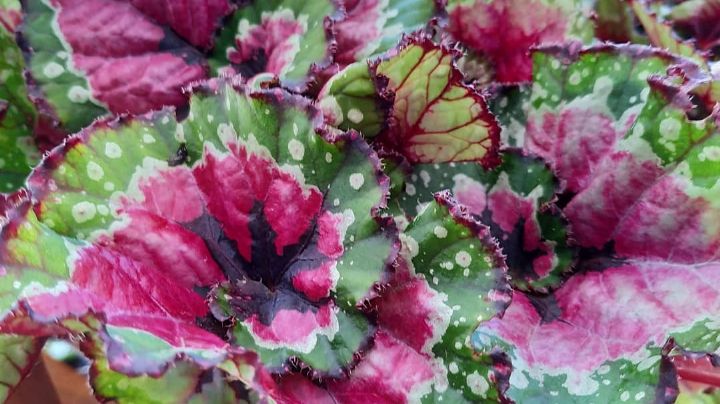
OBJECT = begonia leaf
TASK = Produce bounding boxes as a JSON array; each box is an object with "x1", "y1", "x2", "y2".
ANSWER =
[
  {"x1": 265, "y1": 191, "x2": 512, "y2": 403},
  {"x1": 0, "y1": 335, "x2": 43, "y2": 402},
  {"x1": 318, "y1": 61, "x2": 391, "y2": 138},
  {"x1": 0, "y1": 29, "x2": 39, "y2": 192},
  {"x1": 83, "y1": 329, "x2": 260, "y2": 404},
  {"x1": 372, "y1": 35, "x2": 500, "y2": 166},
  {"x1": 319, "y1": 35, "x2": 500, "y2": 165},
  {"x1": 630, "y1": 0, "x2": 709, "y2": 69},
  {"x1": 209, "y1": 0, "x2": 338, "y2": 92},
  {"x1": 399, "y1": 192, "x2": 512, "y2": 402},
  {"x1": 0, "y1": 0, "x2": 20, "y2": 32},
  {"x1": 333, "y1": 0, "x2": 439, "y2": 66},
  {"x1": 669, "y1": 0, "x2": 720, "y2": 57},
  {"x1": 473, "y1": 44, "x2": 720, "y2": 402},
  {"x1": 399, "y1": 151, "x2": 572, "y2": 292},
  {"x1": 21, "y1": 0, "x2": 230, "y2": 134},
  {"x1": 445, "y1": 0, "x2": 594, "y2": 83},
  {"x1": 594, "y1": 0, "x2": 646, "y2": 44},
  {"x1": 0, "y1": 78, "x2": 398, "y2": 396}
]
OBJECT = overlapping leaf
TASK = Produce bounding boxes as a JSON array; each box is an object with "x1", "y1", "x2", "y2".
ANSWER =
[
  {"x1": 209, "y1": 1, "x2": 339, "y2": 92},
  {"x1": 0, "y1": 335, "x2": 43, "y2": 402},
  {"x1": 445, "y1": 0, "x2": 594, "y2": 83},
  {"x1": 267, "y1": 192, "x2": 511, "y2": 402},
  {"x1": 0, "y1": 0, "x2": 20, "y2": 32},
  {"x1": 399, "y1": 151, "x2": 572, "y2": 292},
  {"x1": 669, "y1": 0, "x2": 720, "y2": 58},
  {"x1": 0, "y1": 29, "x2": 39, "y2": 192},
  {"x1": 320, "y1": 34, "x2": 500, "y2": 166},
  {"x1": 21, "y1": 0, "x2": 230, "y2": 135},
  {"x1": 0, "y1": 79, "x2": 400, "y2": 400},
  {"x1": 333, "y1": 0, "x2": 439, "y2": 66},
  {"x1": 473, "y1": 44, "x2": 720, "y2": 402}
]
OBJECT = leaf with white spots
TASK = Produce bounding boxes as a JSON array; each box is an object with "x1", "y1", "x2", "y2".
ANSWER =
[
  {"x1": 0, "y1": 335, "x2": 43, "y2": 402},
  {"x1": 333, "y1": 0, "x2": 440, "y2": 66},
  {"x1": 472, "y1": 43, "x2": 720, "y2": 402},
  {"x1": 372, "y1": 34, "x2": 501, "y2": 166},
  {"x1": 318, "y1": 62, "x2": 392, "y2": 138},
  {"x1": 21, "y1": 0, "x2": 230, "y2": 136},
  {"x1": 0, "y1": 79, "x2": 399, "y2": 397},
  {"x1": 0, "y1": 29, "x2": 39, "y2": 192},
  {"x1": 398, "y1": 151, "x2": 572, "y2": 292},
  {"x1": 401, "y1": 191, "x2": 511, "y2": 402},
  {"x1": 209, "y1": 0, "x2": 338, "y2": 92}
]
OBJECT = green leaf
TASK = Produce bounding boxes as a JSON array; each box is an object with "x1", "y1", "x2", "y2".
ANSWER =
[
  {"x1": 404, "y1": 192, "x2": 511, "y2": 402},
  {"x1": 209, "y1": 0, "x2": 337, "y2": 91},
  {"x1": 318, "y1": 62, "x2": 390, "y2": 138},
  {"x1": 631, "y1": 0, "x2": 709, "y2": 69},
  {"x1": 373, "y1": 35, "x2": 500, "y2": 166},
  {"x1": 22, "y1": 0, "x2": 106, "y2": 133},
  {"x1": 398, "y1": 151, "x2": 572, "y2": 292},
  {"x1": 0, "y1": 29, "x2": 39, "y2": 192},
  {"x1": 333, "y1": 0, "x2": 438, "y2": 64},
  {"x1": 0, "y1": 335, "x2": 43, "y2": 402}
]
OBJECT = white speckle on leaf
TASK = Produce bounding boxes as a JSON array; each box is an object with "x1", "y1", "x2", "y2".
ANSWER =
[
  {"x1": 43, "y1": 62, "x2": 64, "y2": 78},
  {"x1": 635, "y1": 392, "x2": 645, "y2": 401},
  {"x1": 143, "y1": 133, "x2": 156, "y2": 144},
  {"x1": 406, "y1": 183, "x2": 416, "y2": 196},
  {"x1": 569, "y1": 71, "x2": 581, "y2": 85},
  {"x1": 400, "y1": 233, "x2": 419, "y2": 259},
  {"x1": 510, "y1": 370, "x2": 529, "y2": 389},
  {"x1": 467, "y1": 372, "x2": 489, "y2": 397},
  {"x1": 13, "y1": 281, "x2": 21, "y2": 289},
  {"x1": 87, "y1": 162, "x2": 104, "y2": 181},
  {"x1": 621, "y1": 391, "x2": 630, "y2": 401},
  {"x1": 455, "y1": 251, "x2": 472, "y2": 268},
  {"x1": 325, "y1": 152, "x2": 333, "y2": 163},
  {"x1": 347, "y1": 108, "x2": 364, "y2": 123},
  {"x1": 293, "y1": 122, "x2": 299, "y2": 135},
  {"x1": 288, "y1": 139, "x2": 305, "y2": 161},
  {"x1": 333, "y1": 198, "x2": 340, "y2": 206},
  {"x1": 68, "y1": 86, "x2": 90, "y2": 103},
  {"x1": 434, "y1": 226, "x2": 447, "y2": 238},
  {"x1": 659, "y1": 117, "x2": 681, "y2": 141},
  {"x1": 104, "y1": 182, "x2": 115, "y2": 191},
  {"x1": 448, "y1": 362, "x2": 459, "y2": 374},
  {"x1": 420, "y1": 170, "x2": 431, "y2": 186},
  {"x1": 72, "y1": 202, "x2": 97, "y2": 223},
  {"x1": 175, "y1": 124, "x2": 185, "y2": 142},
  {"x1": 349, "y1": 173, "x2": 364, "y2": 190},
  {"x1": 699, "y1": 145, "x2": 720, "y2": 161},
  {"x1": 104, "y1": 142, "x2": 122, "y2": 159}
]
